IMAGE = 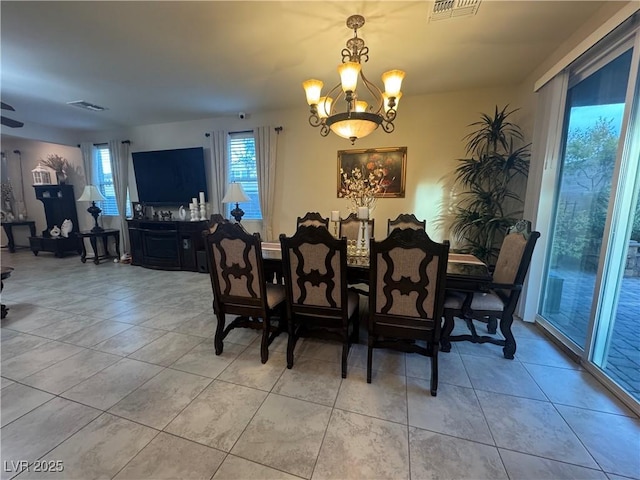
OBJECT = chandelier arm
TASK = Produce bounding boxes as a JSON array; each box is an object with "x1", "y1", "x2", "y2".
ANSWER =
[
  {"x1": 320, "y1": 124, "x2": 331, "y2": 136},
  {"x1": 309, "y1": 113, "x2": 323, "y2": 128},
  {"x1": 359, "y1": 70, "x2": 384, "y2": 114},
  {"x1": 381, "y1": 119, "x2": 395, "y2": 133}
]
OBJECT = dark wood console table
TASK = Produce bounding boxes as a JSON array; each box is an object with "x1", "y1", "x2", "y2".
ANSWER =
[
  {"x1": 127, "y1": 219, "x2": 208, "y2": 272},
  {"x1": 77, "y1": 229, "x2": 121, "y2": 264},
  {"x1": 2, "y1": 221, "x2": 36, "y2": 252}
]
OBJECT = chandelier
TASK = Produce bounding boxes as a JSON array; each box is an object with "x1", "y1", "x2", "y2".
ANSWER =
[{"x1": 302, "y1": 15, "x2": 405, "y2": 144}]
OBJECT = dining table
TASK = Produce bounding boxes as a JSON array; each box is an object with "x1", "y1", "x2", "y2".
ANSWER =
[{"x1": 260, "y1": 242, "x2": 492, "y2": 350}]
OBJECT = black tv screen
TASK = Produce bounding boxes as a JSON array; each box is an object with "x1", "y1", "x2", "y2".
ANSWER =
[{"x1": 132, "y1": 147, "x2": 208, "y2": 206}]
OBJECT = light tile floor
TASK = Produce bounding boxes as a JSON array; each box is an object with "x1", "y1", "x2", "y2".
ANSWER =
[{"x1": 1, "y1": 250, "x2": 639, "y2": 480}]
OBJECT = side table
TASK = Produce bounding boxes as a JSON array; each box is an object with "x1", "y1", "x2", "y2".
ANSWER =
[
  {"x1": 2, "y1": 221, "x2": 36, "y2": 253},
  {"x1": 77, "y1": 229, "x2": 121, "y2": 264}
]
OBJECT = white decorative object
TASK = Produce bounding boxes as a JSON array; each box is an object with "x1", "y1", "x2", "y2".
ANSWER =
[
  {"x1": 31, "y1": 164, "x2": 52, "y2": 185},
  {"x1": 199, "y1": 191, "x2": 205, "y2": 205},
  {"x1": 199, "y1": 203, "x2": 206, "y2": 221},
  {"x1": 50, "y1": 225, "x2": 61, "y2": 237},
  {"x1": 190, "y1": 203, "x2": 198, "y2": 221},
  {"x1": 357, "y1": 206, "x2": 369, "y2": 220},
  {"x1": 60, "y1": 219, "x2": 73, "y2": 238},
  {"x1": 178, "y1": 205, "x2": 187, "y2": 221}
]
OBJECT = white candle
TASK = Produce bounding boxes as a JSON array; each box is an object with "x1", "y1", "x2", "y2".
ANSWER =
[
  {"x1": 331, "y1": 210, "x2": 340, "y2": 222},
  {"x1": 357, "y1": 206, "x2": 369, "y2": 220},
  {"x1": 199, "y1": 191, "x2": 205, "y2": 204},
  {"x1": 192, "y1": 197, "x2": 198, "y2": 207}
]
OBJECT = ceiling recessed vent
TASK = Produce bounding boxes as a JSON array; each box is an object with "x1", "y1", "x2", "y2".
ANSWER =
[
  {"x1": 429, "y1": 0, "x2": 481, "y2": 22},
  {"x1": 66, "y1": 100, "x2": 108, "y2": 112}
]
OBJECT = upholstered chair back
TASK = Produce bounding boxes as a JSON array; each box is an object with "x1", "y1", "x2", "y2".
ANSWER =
[
  {"x1": 387, "y1": 213, "x2": 426, "y2": 235},
  {"x1": 339, "y1": 213, "x2": 374, "y2": 242},
  {"x1": 296, "y1": 212, "x2": 330, "y2": 229},
  {"x1": 281, "y1": 226, "x2": 345, "y2": 310},
  {"x1": 371, "y1": 228, "x2": 448, "y2": 322},
  {"x1": 208, "y1": 222, "x2": 264, "y2": 305}
]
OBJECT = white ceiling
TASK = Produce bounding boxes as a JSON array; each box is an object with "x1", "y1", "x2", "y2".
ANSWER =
[{"x1": 0, "y1": 1, "x2": 615, "y2": 136}]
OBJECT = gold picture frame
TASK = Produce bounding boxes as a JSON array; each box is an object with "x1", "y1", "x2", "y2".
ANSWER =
[{"x1": 337, "y1": 146, "x2": 407, "y2": 198}]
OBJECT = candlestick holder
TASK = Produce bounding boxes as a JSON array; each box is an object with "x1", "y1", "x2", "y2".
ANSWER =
[
  {"x1": 359, "y1": 220, "x2": 367, "y2": 255},
  {"x1": 199, "y1": 203, "x2": 206, "y2": 221},
  {"x1": 190, "y1": 204, "x2": 198, "y2": 221},
  {"x1": 333, "y1": 221, "x2": 339, "y2": 238}
]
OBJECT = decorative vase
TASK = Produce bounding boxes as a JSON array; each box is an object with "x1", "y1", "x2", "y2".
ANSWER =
[{"x1": 56, "y1": 171, "x2": 67, "y2": 185}]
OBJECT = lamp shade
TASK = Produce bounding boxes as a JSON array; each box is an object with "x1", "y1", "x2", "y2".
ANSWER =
[
  {"x1": 78, "y1": 185, "x2": 106, "y2": 202},
  {"x1": 222, "y1": 182, "x2": 250, "y2": 203}
]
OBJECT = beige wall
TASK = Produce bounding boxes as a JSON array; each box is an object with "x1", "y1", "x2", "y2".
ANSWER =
[
  {"x1": 2, "y1": 84, "x2": 532, "y2": 249},
  {"x1": 0, "y1": 139, "x2": 89, "y2": 247}
]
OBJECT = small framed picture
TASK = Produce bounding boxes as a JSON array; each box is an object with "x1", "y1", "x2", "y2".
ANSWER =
[{"x1": 132, "y1": 202, "x2": 144, "y2": 220}]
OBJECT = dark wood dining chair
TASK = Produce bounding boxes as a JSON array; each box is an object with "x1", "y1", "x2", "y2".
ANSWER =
[
  {"x1": 205, "y1": 222, "x2": 286, "y2": 364},
  {"x1": 442, "y1": 221, "x2": 540, "y2": 359},
  {"x1": 368, "y1": 228, "x2": 450, "y2": 396},
  {"x1": 339, "y1": 212, "x2": 374, "y2": 242},
  {"x1": 205, "y1": 213, "x2": 230, "y2": 234},
  {"x1": 387, "y1": 213, "x2": 426, "y2": 235},
  {"x1": 296, "y1": 212, "x2": 329, "y2": 229},
  {"x1": 280, "y1": 225, "x2": 360, "y2": 378}
]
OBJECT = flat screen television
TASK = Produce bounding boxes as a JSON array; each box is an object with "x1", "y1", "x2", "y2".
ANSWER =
[{"x1": 132, "y1": 147, "x2": 208, "y2": 206}]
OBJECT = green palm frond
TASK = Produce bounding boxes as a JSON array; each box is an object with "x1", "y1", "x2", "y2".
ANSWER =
[{"x1": 449, "y1": 105, "x2": 530, "y2": 265}]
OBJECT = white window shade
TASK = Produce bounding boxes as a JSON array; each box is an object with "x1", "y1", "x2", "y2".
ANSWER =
[{"x1": 228, "y1": 132, "x2": 262, "y2": 220}]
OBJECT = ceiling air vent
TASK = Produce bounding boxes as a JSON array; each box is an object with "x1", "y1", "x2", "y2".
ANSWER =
[
  {"x1": 66, "y1": 100, "x2": 108, "y2": 112},
  {"x1": 429, "y1": 0, "x2": 481, "y2": 22}
]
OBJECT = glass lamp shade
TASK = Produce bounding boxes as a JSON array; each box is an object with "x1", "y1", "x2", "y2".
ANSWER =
[
  {"x1": 338, "y1": 62, "x2": 361, "y2": 93},
  {"x1": 302, "y1": 79, "x2": 323, "y2": 105},
  {"x1": 326, "y1": 112, "x2": 381, "y2": 142},
  {"x1": 382, "y1": 69, "x2": 405, "y2": 97},
  {"x1": 354, "y1": 101, "x2": 368, "y2": 112},
  {"x1": 383, "y1": 92, "x2": 402, "y2": 113},
  {"x1": 78, "y1": 185, "x2": 107, "y2": 202},
  {"x1": 222, "y1": 182, "x2": 250, "y2": 203},
  {"x1": 317, "y1": 97, "x2": 333, "y2": 118}
]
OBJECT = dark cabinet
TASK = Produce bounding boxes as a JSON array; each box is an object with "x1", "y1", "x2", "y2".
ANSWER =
[
  {"x1": 127, "y1": 219, "x2": 208, "y2": 272},
  {"x1": 29, "y1": 185, "x2": 81, "y2": 257}
]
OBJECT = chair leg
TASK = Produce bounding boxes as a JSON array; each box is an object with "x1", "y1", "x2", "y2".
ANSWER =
[
  {"x1": 286, "y1": 319, "x2": 295, "y2": 369},
  {"x1": 441, "y1": 311, "x2": 454, "y2": 352},
  {"x1": 487, "y1": 316, "x2": 498, "y2": 334},
  {"x1": 366, "y1": 337, "x2": 373, "y2": 384},
  {"x1": 500, "y1": 314, "x2": 516, "y2": 359},
  {"x1": 341, "y1": 339, "x2": 348, "y2": 379},
  {"x1": 214, "y1": 313, "x2": 225, "y2": 356},
  {"x1": 260, "y1": 319, "x2": 270, "y2": 364},
  {"x1": 430, "y1": 343, "x2": 439, "y2": 397}
]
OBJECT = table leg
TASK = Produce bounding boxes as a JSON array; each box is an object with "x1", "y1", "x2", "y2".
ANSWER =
[
  {"x1": 101, "y1": 235, "x2": 109, "y2": 261},
  {"x1": 114, "y1": 232, "x2": 121, "y2": 261},
  {"x1": 89, "y1": 236, "x2": 99, "y2": 265},
  {"x1": 80, "y1": 237, "x2": 88, "y2": 263},
  {"x1": 3, "y1": 225, "x2": 16, "y2": 253},
  {"x1": 28, "y1": 223, "x2": 36, "y2": 237}
]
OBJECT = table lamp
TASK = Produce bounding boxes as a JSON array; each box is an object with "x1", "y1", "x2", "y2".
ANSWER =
[
  {"x1": 78, "y1": 185, "x2": 107, "y2": 232},
  {"x1": 222, "y1": 182, "x2": 250, "y2": 222}
]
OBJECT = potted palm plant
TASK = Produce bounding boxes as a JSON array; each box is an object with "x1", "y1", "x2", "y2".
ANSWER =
[{"x1": 450, "y1": 105, "x2": 531, "y2": 265}]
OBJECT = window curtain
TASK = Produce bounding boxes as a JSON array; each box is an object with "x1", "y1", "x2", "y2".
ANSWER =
[
  {"x1": 209, "y1": 130, "x2": 228, "y2": 215},
  {"x1": 108, "y1": 140, "x2": 130, "y2": 255},
  {"x1": 254, "y1": 126, "x2": 278, "y2": 240},
  {"x1": 80, "y1": 142, "x2": 94, "y2": 185},
  {"x1": 519, "y1": 71, "x2": 569, "y2": 321}
]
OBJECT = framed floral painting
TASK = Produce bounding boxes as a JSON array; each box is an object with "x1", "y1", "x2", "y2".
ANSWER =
[{"x1": 337, "y1": 146, "x2": 407, "y2": 202}]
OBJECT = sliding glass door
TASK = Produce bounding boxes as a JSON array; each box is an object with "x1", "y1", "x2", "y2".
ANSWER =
[{"x1": 539, "y1": 22, "x2": 640, "y2": 404}]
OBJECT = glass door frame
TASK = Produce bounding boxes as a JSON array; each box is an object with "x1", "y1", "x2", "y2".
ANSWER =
[{"x1": 534, "y1": 19, "x2": 640, "y2": 416}]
